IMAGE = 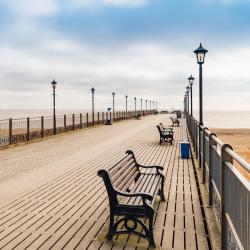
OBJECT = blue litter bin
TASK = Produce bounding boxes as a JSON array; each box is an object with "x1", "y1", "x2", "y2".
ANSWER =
[{"x1": 180, "y1": 142, "x2": 190, "y2": 159}]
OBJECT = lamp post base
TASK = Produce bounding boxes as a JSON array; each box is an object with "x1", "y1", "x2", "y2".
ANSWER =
[{"x1": 105, "y1": 119, "x2": 112, "y2": 125}]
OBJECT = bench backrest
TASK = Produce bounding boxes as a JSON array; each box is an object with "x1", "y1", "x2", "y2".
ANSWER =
[
  {"x1": 156, "y1": 125, "x2": 163, "y2": 135},
  {"x1": 170, "y1": 117, "x2": 178, "y2": 123},
  {"x1": 159, "y1": 123, "x2": 164, "y2": 131},
  {"x1": 98, "y1": 150, "x2": 140, "y2": 204}
]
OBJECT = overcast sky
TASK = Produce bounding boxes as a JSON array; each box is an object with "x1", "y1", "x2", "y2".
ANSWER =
[{"x1": 0, "y1": 0, "x2": 249, "y2": 111}]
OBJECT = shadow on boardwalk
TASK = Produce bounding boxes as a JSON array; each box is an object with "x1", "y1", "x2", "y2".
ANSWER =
[{"x1": 0, "y1": 115, "x2": 210, "y2": 249}]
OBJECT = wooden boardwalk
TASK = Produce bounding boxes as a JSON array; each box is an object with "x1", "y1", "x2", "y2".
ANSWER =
[{"x1": 0, "y1": 115, "x2": 210, "y2": 249}]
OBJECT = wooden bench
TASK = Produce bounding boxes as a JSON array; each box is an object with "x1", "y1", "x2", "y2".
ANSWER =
[
  {"x1": 157, "y1": 125, "x2": 174, "y2": 144},
  {"x1": 97, "y1": 150, "x2": 165, "y2": 248},
  {"x1": 159, "y1": 123, "x2": 174, "y2": 134},
  {"x1": 135, "y1": 113, "x2": 142, "y2": 120},
  {"x1": 170, "y1": 116, "x2": 180, "y2": 127}
]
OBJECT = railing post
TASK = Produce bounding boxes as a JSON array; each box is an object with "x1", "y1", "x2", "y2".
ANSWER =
[
  {"x1": 86, "y1": 113, "x2": 89, "y2": 127},
  {"x1": 9, "y1": 118, "x2": 12, "y2": 145},
  {"x1": 27, "y1": 117, "x2": 30, "y2": 141},
  {"x1": 195, "y1": 121, "x2": 198, "y2": 159},
  {"x1": 64, "y1": 114, "x2": 67, "y2": 132},
  {"x1": 72, "y1": 114, "x2": 75, "y2": 130},
  {"x1": 208, "y1": 132, "x2": 217, "y2": 206},
  {"x1": 98, "y1": 112, "x2": 100, "y2": 125},
  {"x1": 221, "y1": 144, "x2": 233, "y2": 250},
  {"x1": 202, "y1": 127, "x2": 208, "y2": 183},
  {"x1": 80, "y1": 113, "x2": 83, "y2": 129},
  {"x1": 41, "y1": 116, "x2": 44, "y2": 138},
  {"x1": 199, "y1": 125, "x2": 202, "y2": 168}
]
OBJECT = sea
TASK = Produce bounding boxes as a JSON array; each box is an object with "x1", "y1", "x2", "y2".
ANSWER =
[{"x1": 0, "y1": 109, "x2": 249, "y2": 128}]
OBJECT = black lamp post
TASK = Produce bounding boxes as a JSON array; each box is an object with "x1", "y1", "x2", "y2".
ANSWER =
[
  {"x1": 51, "y1": 80, "x2": 57, "y2": 135},
  {"x1": 194, "y1": 43, "x2": 208, "y2": 126},
  {"x1": 112, "y1": 92, "x2": 115, "y2": 121},
  {"x1": 146, "y1": 100, "x2": 148, "y2": 111},
  {"x1": 188, "y1": 75, "x2": 195, "y2": 116},
  {"x1": 134, "y1": 97, "x2": 137, "y2": 116},
  {"x1": 125, "y1": 95, "x2": 128, "y2": 114},
  {"x1": 91, "y1": 88, "x2": 95, "y2": 126},
  {"x1": 140, "y1": 98, "x2": 142, "y2": 113},
  {"x1": 194, "y1": 43, "x2": 208, "y2": 170}
]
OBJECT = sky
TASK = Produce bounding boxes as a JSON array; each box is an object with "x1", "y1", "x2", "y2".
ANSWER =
[{"x1": 0, "y1": 0, "x2": 250, "y2": 111}]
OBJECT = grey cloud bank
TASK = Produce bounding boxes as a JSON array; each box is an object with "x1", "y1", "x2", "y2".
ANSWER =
[{"x1": 0, "y1": 0, "x2": 250, "y2": 111}]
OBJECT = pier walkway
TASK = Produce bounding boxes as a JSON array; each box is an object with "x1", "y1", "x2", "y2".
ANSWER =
[{"x1": 0, "y1": 114, "x2": 210, "y2": 249}]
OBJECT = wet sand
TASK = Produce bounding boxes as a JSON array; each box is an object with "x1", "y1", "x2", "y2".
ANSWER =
[{"x1": 211, "y1": 128, "x2": 250, "y2": 180}]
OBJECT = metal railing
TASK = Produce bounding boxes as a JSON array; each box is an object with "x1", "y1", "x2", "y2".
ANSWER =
[
  {"x1": 186, "y1": 113, "x2": 250, "y2": 250},
  {"x1": 0, "y1": 109, "x2": 156, "y2": 147}
]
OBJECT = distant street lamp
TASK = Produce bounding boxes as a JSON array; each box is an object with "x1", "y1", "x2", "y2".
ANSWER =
[
  {"x1": 125, "y1": 95, "x2": 128, "y2": 114},
  {"x1": 112, "y1": 92, "x2": 115, "y2": 121},
  {"x1": 188, "y1": 75, "x2": 195, "y2": 116},
  {"x1": 91, "y1": 88, "x2": 95, "y2": 126},
  {"x1": 185, "y1": 90, "x2": 189, "y2": 114},
  {"x1": 140, "y1": 98, "x2": 142, "y2": 112},
  {"x1": 134, "y1": 97, "x2": 137, "y2": 116},
  {"x1": 184, "y1": 95, "x2": 187, "y2": 114},
  {"x1": 146, "y1": 100, "x2": 148, "y2": 111},
  {"x1": 194, "y1": 43, "x2": 208, "y2": 171},
  {"x1": 51, "y1": 80, "x2": 57, "y2": 135},
  {"x1": 186, "y1": 86, "x2": 190, "y2": 114}
]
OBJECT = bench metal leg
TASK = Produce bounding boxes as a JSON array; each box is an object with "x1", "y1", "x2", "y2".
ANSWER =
[
  {"x1": 148, "y1": 216, "x2": 156, "y2": 248},
  {"x1": 107, "y1": 214, "x2": 114, "y2": 241},
  {"x1": 159, "y1": 178, "x2": 166, "y2": 201}
]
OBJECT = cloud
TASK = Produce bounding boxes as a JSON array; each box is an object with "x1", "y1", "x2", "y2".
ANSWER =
[
  {"x1": 197, "y1": 0, "x2": 250, "y2": 3},
  {"x1": 2, "y1": 0, "x2": 59, "y2": 17},
  {"x1": 71, "y1": 0, "x2": 149, "y2": 8},
  {"x1": 1, "y1": 30, "x2": 250, "y2": 111}
]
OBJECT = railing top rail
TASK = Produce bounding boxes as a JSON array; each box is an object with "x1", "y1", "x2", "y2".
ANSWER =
[
  {"x1": 226, "y1": 161, "x2": 250, "y2": 191},
  {"x1": 189, "y1": 113, "x2": 249, "y2": 173},
  {"x1": 202, "y1": 126, "x2": 224, "y2": 146},
  {"x1": 12, "y1": 117, "x2": 28, "y2": 121},
  {"x1": 29, "y1": 116, "x2": 43, "y2": 119},
  {"x1": 211, "y1": 135, "x2": 223, "y2": 146},
  {"x1": 0, "y1": 119, "x2": 10, "y2": 122},
  {"x1": 225, "y1": 147, "x2": 250, "y2": 174}
]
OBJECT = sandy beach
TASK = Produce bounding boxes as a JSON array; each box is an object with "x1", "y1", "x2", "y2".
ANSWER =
[{"x1": 212, "y1": 128, "x2": 250, "y2": 180}]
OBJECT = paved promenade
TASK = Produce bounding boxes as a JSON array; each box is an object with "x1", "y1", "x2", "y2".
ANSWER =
[{"x1": 0, "y1": 115, "x2": 210, "y2": 249}]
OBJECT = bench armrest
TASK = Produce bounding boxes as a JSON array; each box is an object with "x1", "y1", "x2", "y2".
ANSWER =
[
  {"x1": 137, "y1": 164, "x2": 164, "y2": 176},
  {"x1": 138, "y1": 164, "x2": 163, "y2": 171},
  {"x1": 115, "y1": 189, "x2": 153, "y2": 201}
]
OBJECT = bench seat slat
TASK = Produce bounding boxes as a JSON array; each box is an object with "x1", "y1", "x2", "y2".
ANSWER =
[
  {"x1": 112, "y1": 162, "x2": 137, "y2": 185},
  {"x1": 115, "y1": 168, "x2": 139, "y2": 192},
  {"x1": 119, "y1": 173, "x2": 161, "y2": 206},
  {"x1": 110, "y1": 158, "x2": 135, "y2": 181},
  {"x1": 109, "y1": 154, "x2": 133, "y2": 172}
]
